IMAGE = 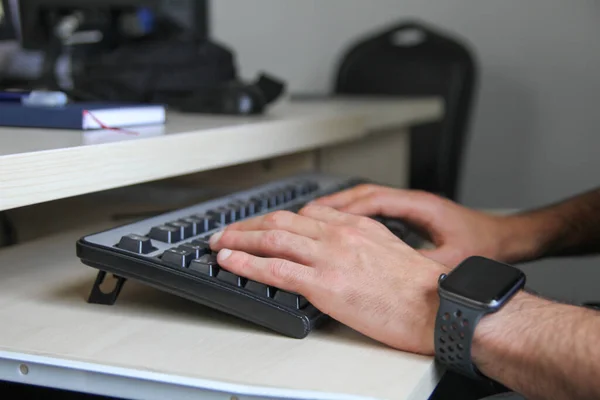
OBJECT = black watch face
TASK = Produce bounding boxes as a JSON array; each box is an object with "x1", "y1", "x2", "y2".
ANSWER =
[{"x1": 440, "y1": 257, "x2": 525, "y2": 305}]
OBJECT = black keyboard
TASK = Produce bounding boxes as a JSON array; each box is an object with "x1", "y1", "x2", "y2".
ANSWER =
[{"x1": 76, "y1": 173, "x2": 420, "y2": 339}]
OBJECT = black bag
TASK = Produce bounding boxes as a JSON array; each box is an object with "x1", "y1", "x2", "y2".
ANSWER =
[{"x1": 67, "y1": 38, "x2": 285, "y2": 115}]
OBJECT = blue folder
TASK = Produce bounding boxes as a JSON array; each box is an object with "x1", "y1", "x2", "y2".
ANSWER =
[{"x1": 0, "y1": 102, "x2": 166, "y2": 130}]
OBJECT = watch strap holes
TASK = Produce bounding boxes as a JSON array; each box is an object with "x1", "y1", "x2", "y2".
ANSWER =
[{"x1": 435, "y1": 302, "x2": 483, "y2": 380}]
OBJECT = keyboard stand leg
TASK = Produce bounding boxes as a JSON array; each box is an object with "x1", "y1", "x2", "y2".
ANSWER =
[{"x1": 87, "y1": 270, "x2": 127, "y2": 306}]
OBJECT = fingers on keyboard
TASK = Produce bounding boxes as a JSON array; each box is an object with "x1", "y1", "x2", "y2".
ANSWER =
[
  {"x1": 179, "y1": 252, "x2": 308, "y2": 310},
  {"x1": 113, "y1": 179, "x2": 324, "y2": 315},
  {"x1": 189, "y1": 254, "x2": 220, "y2": 277}
]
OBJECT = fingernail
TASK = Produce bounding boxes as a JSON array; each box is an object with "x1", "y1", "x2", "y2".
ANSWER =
[
  {"x1": 219, "y1": 249, "x2": 232, "y2": 261},
  {"x1": 210, "y1": 230, "x2": 223, "y2": 245}
]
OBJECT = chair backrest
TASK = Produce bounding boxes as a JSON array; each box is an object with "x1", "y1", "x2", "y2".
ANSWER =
[{"x1": 334, "y1": 20, "x2": 478, "y2": 200}]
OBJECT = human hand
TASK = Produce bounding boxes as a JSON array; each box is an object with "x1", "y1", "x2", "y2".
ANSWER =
[
  {"x1": 314, "y1": 184, "x2": 528, "y2": 267},
  {"x1": 209, "y1": 204, "x2": 447, "y2": 355}
]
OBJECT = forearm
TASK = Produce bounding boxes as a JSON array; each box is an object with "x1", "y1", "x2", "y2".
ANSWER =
[
  {"x1": 472, "y1": 291, "x2": 600, "y2": 400},
  {"x1": 498, "y1": 188, "x2": 600, "y2": 262}
]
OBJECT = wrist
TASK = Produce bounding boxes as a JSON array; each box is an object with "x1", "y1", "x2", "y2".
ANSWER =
[
  {"x1": 495, "y1": 212, "x2": 562, "y2": 263},
  {"x1": 421, "y1": 262, "x2": 448, "y2": 355},
  {"x1": 471, "y1": 290, "x2": 539, "y2": 377}
]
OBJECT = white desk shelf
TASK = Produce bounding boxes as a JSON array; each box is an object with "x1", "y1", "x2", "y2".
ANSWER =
[{"x1": 0, "y1": 98, "x2": 442, "y2": 212}]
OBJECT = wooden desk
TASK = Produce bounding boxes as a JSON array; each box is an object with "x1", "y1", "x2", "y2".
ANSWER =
[{"x1": 0, "y1": 98, "x2": 444, "y2": 400}]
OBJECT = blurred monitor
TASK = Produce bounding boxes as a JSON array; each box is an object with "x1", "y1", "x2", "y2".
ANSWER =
[{"x1": 9, "y1": 0, "x2": 208, "y2": 49}]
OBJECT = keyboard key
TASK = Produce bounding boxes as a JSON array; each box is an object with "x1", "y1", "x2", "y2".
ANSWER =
[
  {"x1": 296, "y1": 181, "x2": 319, "y2": 196},
  {"x1": 162, "y1": 248, "x2": 195, "y2": 268},
  {"x1": 191, "y1": 215, "x2": 218, "y2": 232},
  {"x1": 245, "y1": 280, "x2": 276, "y2": 297},
  {"x1": 149, "y1": 225, "x2": 182, "y2": 243},
  {"x1": 190, "y1": 238, "x2": 211, "y2": 248},
  {"x1": 167, "y1": 220, "x2": 194, "y2": 239},
  {"x1": 116, "y1": 234, "x2": 155, "y2": 254},
  {"x1": 242, "y1": 201, "x2": 254, "y2": 216},
  {"x1": 206, "y1": 209, "x2": 227, "y2": 225},
  {"x1": 249, "y1": 196, "x2": 268, "y2": 213},
  {"x1": 179, "y1": 243, "x2": 211, "y2": 259},
  {"x1": 207, "y1": 207, "x2": 237, "y2": 224},
  {"x1": 274, "y1": 290, "x2": 308, "y2": 309},
  {"x1": 228, "y1": 201, "x2": 248, "y2": 221},
  {"x1": 189, "y1": 254, "x2": 219, "y2": 277},
  {"x1": 222, "y1": 206, "x2": 239, "y2": 223},
  {"x1": 181, "y1": 216, "x2": 208, "y2": 235},
  {"x1": 291, "y1": 184, "x2": 305, "y2": 198},
  {"x1": 217, "y1": 269, "x2": 247, "y2": 287},
  {"x1": 260, "y1": 194, "x2": 272, "y2": 207},
  {"x1": 263, "y1": 191, "x2": 279, "y2": 208},
  {"x1": 231, "y1": 200, "x2": 251, "y2": 219},
  {"x1": 296, "y1": 181, "x2": 313, "y2": 196},
  {"x1": 282, "y1": 185, "x2": 296, "y2": 202},
  {"x1": 274, "y1": 190, "x2": 286, "y2": 205}
]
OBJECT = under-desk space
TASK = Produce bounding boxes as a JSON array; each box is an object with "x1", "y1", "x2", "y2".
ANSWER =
[{"x1": 5, "y1": 153, "x2": 320, "y2": 244}]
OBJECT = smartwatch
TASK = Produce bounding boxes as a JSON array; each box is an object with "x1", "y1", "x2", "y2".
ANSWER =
[{"x1": 435, "y1": 256, "x2": 526, "y2": 380}]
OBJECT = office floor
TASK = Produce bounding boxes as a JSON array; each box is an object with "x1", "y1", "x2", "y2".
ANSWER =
[
  {"x1": 0, "y1": 381, "x2": 126, "y2": 400},
  {"x1": 429, "y1": 372, "x2": 507, "y2": 400}
]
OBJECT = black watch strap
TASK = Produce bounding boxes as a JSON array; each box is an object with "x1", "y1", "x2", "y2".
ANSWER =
[{"x1": 434, "y1": 299, "x2": 487, "y2": 380}]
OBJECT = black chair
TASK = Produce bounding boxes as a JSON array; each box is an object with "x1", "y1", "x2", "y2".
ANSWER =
[{"x1": 334, "y1": 19, "x2": 478, "y2": 201}]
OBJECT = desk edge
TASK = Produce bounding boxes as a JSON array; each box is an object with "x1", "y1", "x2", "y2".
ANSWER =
[{"x1": 0, "y1": 350, "x2": 382, "y2": 400}]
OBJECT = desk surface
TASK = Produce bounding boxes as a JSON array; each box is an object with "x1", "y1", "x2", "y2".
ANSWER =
[
  {"x1": 0, "y1": 97, "x2": 444, "y2": 400},
  {"x1": 0, "y1": 224, "x2": 441, "y2": 400},
  {"x1": 0, "y1": 97, "x2": 442, "y2": 212}
]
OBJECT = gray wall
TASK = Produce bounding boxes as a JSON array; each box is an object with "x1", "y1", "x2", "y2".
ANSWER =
[{"x1": 213, "y1": 0, "x2": 600, "y2": 303}]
